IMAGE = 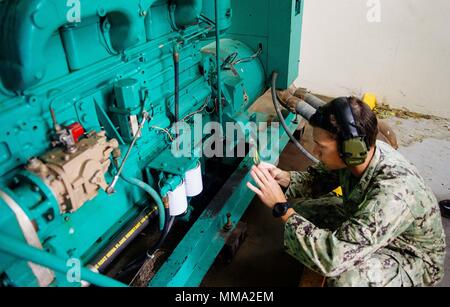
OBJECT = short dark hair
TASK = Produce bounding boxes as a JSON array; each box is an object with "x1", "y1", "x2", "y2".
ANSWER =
[{"x1": 309, "y1": 97, "x2": 378, "y2": 147}]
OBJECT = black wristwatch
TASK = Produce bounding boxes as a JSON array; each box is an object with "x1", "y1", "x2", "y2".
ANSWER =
[{"x1": 272, "y1": 202, "x2": 292, "y2": 218}]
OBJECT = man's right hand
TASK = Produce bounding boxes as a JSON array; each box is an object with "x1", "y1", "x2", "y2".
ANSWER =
[{"x1": 259, "y1": 162, "x2": 291, "y2": 188}]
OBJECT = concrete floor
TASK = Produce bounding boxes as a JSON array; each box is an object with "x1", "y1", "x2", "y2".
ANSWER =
[{"x1": 202, "y1": 110, "x2": 450, "y2": 287}]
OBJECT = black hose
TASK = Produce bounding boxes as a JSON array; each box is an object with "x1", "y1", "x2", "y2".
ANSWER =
[
  {"x1": 173, "y1": 51, "x2": 180, "y2": 123},
  {"x1": 271, "y1": 72, "x2": 319, "y2": 163},
  {"x1": 115, "y1": 208, "x2": 175, "y2": 278},
  {"x1": 93, "y1": 207, "x2": 158, "y2": 273},
  {"x1": 146, "y1": 210, "x2": 175, "y2": 257}
]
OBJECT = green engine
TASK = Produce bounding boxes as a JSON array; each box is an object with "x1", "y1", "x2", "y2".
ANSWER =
[{"x1": 0, "y1": 0, "x2": 304, "y2": 287}]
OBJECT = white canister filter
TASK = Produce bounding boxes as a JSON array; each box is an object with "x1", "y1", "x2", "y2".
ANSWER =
[
  {"x1": 168, "y1": 181, "x2": 188, "y2": 216},
  {"x1": 184, "y1": 162, "x2": 203, "y2": 197}
]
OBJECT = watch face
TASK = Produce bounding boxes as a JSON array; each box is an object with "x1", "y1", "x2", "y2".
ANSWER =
[{"x1": 273, "y1": 202, "x2": 289, "y2": 217}]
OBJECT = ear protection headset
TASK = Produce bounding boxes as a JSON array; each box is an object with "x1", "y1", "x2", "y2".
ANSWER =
[{"x1": 331, "y1": 97, "x2": 368, "y2": 166}]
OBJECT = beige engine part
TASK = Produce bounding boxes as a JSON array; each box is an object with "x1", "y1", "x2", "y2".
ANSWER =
[{"x1": 26, "y1": 131, "x2": 119, "y2": 213}]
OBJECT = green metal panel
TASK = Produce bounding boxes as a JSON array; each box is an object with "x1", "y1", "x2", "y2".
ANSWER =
[
  {"x1": 268, "y1": 0, "x2": 304, "y2": 88},
  {"x1": 201, "y1": 0, "x2": 232, "y2": 33},
  {"x1": 228, "y1": 0, "x2": 304, "y2": 88}
]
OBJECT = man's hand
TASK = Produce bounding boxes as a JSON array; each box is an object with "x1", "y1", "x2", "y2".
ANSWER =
[
  {"x1": 259, "y1": 162, "x2": 291, "y2": 188},
  {"x1": 247, "y1": 165, "x2": 287, "y2": 209}
]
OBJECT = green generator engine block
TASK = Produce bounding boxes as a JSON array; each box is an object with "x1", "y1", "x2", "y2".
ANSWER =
[{"x1": 0, "y1": 0, "x2": 304, "y2": 287}]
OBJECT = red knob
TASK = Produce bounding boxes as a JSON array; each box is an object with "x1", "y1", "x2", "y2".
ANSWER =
[{"x1": 67, "y1": 122, "x2": 85, "y2": 143}]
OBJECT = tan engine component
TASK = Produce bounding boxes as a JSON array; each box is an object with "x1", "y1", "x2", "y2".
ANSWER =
[{"x1": 26, "y1": 131, "x2": 119, "y2": 213}]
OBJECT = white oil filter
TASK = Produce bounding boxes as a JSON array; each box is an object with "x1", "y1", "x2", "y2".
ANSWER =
[
  {"x1": 168, "y1": 181, "x2": 188, "y2": 216},
  {"x1": 184, "y1": 162, "x2": 203, "y2": 197}
]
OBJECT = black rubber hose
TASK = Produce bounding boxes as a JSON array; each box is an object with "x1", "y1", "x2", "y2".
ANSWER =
[
  {"x1": 146, "y1": 211, "x2": 175, "y2": 257},
  {"x1": 271, "y1": 72, "x2": 319, "y2": 163},
  {"x1": 115, "y1": 208, "x2": 175, "y2": 278},
  {"x1": 93, "y1": 207, "x2": 158, "y2": 273},
  {"x1": 174, "y1": 51, "x2": 180, "y2": 123}
]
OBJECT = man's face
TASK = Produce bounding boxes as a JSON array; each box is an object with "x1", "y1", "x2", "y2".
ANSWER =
[{"x1": 312, "y1": 127, "x2": 347, "y2": 170}]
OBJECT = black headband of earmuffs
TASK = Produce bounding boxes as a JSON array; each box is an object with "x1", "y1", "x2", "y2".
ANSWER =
[
  {"x1": 310, "y1": 97, "x2": 365, "y2": 142},
  {"x1": 331, "y1": 97, "x2": 364, "y2": 141}
]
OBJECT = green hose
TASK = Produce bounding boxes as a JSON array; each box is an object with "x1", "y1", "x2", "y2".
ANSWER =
[
  {"x1": 0, "y1": 233, "x2": 126, "y2": 287},
  {"x1": 120, "y1": 176, "x2": 165, "y2": 231}
]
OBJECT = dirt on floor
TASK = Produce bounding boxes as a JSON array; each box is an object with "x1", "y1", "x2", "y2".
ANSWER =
[{"x1": 376, "y1": 104, "x2": 450, "y2": 147}]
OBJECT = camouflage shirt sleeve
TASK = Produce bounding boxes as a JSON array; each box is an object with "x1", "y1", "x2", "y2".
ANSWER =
[
  {"x1": 285, "y1": 163, "x2": 340, "y2": 199},
  {"x1": 284, "y1": 177, "x2": 415, "y2": 277}
]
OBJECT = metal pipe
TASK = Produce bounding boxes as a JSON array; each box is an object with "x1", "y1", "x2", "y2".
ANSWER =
[
  {"x1": 0, "y1": 233, "x2": 126, "y2": 287},
  {"x1": 303, "y1": 93, "x2": 326, "y2": 109},
  {"x1": 214, "y1": 0, "x2": 223, "y2": 124},
  {"x1": 107, "y1": 111, "x2": 150, "y2": 194},
  {"x1": 271, "y1": 72, "x2": 319, "y2": 163},
  {"x1": 280, "y1": 95, "x2": 316, "y2": 120},
  {"x1": 293, "y1": 89, "x2": 326, "y2": 110},
  {"x1": 120, "y1": 175, "x2": 165, "y2": 231}
]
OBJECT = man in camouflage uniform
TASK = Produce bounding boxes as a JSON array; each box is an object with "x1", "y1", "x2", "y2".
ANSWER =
[{"x1": 247, "y1": 97, "x2": 446, "y2": 287}]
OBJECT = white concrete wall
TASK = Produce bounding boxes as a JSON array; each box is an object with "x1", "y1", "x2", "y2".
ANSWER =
[{"x1": 295, "y1": 0, "x2": 450, "y2": 118}]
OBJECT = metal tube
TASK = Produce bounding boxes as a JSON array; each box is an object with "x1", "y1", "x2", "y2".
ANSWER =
[
  {"x1": 214, "y1": 0, "x2": 223, "y2": 124},
  {"x1": 278, "y1": 94, "x2": 317, "y2": 120},
  {"x1": 0, "y1": 233, "x2": 126, "y2": 287},
  {"x1": 294, "y1": 98, "x2": 317, "y2": 121},
  {"x1": 293, "y1": 89, "x2": 326, "y2": 110},
  {"x1": 303, "y1": 93, "x2": 326, "y2": 109},
  {"x1": 107, "y1": 112, "x2": 149, "y2": 194}
]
